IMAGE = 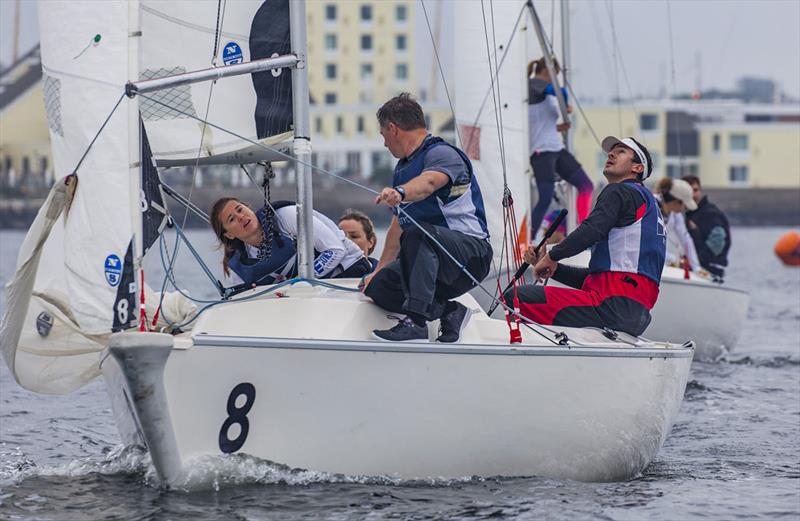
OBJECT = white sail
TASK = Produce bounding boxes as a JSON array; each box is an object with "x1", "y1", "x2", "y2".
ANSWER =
[
  {"x1": 0, "y1": 1, "x2": 135, "y2": 393},
  {"x1": 453, "y1": 0, "x2": 531, "y2": 269},
  {"x1": 138, "y1": 0, "x2": 293, "y2": 166}
]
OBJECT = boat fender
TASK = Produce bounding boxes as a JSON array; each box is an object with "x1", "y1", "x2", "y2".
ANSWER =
[{"x1": 774, "y1": 231, "x2": 800, "y2": 267}]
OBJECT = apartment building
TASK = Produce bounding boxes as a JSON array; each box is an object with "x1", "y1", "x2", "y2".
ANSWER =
[
  {"x1": 306, "y1": 0, "x2": 451, "y2": 181},
  {"x1": 571, "y1": 101, "x2": 800, "y2": 189}
]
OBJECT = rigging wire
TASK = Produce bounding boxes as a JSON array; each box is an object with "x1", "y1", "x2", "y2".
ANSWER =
[
  {"x1": 605, "y1": 0, "x2": 623, "y2": 134},
  {"x1": 665, "y1": 0, "x2": 684, "y2": 173},
  {"x1": 70, "y1": 93, "x2": 126, "y2": 174},
  {"x1": 419, "y1": 0, "x2": 463, "y2": 147}
]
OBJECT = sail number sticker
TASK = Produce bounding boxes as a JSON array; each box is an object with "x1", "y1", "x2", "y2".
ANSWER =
[
  {"x1": 219, "y1": 383, "x2": 256, "y2": 453},
  {"x1": 104, "y1": 254, "x2": 122, "y2": 287},
  {"x1": 222, "y1": 42, "x2": 243, "y2": 65}
]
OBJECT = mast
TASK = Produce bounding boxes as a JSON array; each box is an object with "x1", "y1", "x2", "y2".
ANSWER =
[
  {"x1": 560, "y1": 0, "x2": 577, "y2": 232},
  {"x1": 289, "y1": 0, "x2": 314, "y2": 279},
  {"x1": 128, "y1": 0, "x2": 143, "y2": 327}
]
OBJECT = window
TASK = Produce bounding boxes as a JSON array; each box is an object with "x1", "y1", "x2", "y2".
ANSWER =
[
  {"x1": 712, "y1": 133, "x2": 720, "y2": 152},
  {"x1": 361, "y1": 34, "x2": 373, "y2": 51},
  {"x1": 325, "y1": 63, "x2": 337, "y2": 79},
  {"x1": 360, "y1": 5, "x2": 372, "y2": 21},
  {"x1": 324, "y1": 34, "x2": 337, "y2": 50},
  {"x1": 730, "y1": 133, "x2": 748, "y2": 151},
  {"x1": 640, "y1": 113, "x2": 658, "y2": 131},
  {"x1": 325, "y1": 4, "x2": 336, "y2": 21},
  {"x1": 357, "y1": 115, "x2": 365, "y2": 133},
  {"x1": 396, "y1": 4, "x2": 408, "y2": 21},
  {"x1": 325, "y1": 92, "x2": 337, "y2": 105},
  {"x1": 360, "y1": 63, "x2": 373, "y2": 79},
  {"x1": 395, "y1": 63, "x2": 408, "y2": 80},
  {"x1": 315, "y1": 117, "x2": 323, "y2": 133},
  {"x1": 336, "y1": 116, "x2": 344, "y2": 133},
  {"x1": 396, "y1": 34, "x2": 407, "y2": 51},
  {"x1": 729, "y1": 165, "x2": 749, "y2": 185}
]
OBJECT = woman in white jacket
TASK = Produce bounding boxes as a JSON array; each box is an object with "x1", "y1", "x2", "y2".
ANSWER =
[{"x1": 654, "y1": 178, "x2": 701, "y2": 271}]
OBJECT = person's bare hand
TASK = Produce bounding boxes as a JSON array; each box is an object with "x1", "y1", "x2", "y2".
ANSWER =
[
  {"x1": 556, "y1": 121, "x2": 571, "y2": 133},
  {"x1": 375, "y1": 188, "x2": 402, "y2": 207},
  {"x1": 523, "y1": 244, "x2": 545, "y2": 265},
  {"x1": 533, "y1": 252, "x2": 558, "y2": 280}
]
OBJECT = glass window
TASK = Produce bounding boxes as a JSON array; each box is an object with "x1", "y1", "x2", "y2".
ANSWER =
[
  {"x1": 396, "y1": 4, "x2": 408, "y2": 21},
  {"x1": 336, "y1": 116, "x2": 344, "y2": 133},
  {"x1": 361, "y1": 34, "x2": 373, "y2": 51},
  {"x1": 315, "y1": 117, "x2": 323, "y2": 133},
  {"x1": 325, "y1": 92, "x2": 337, "y2": 105},
  {"x1": 396, "y1": 34, "x2": 407, "y2": 51},
  {"x1": 712, "y1": 133, "x2": 720, "y2": 152},
  {"x1": 324, "y1": 34, "x2": 337, "y2": 50},
  {"x1": 325, "y1": 63, "x2": 337, "y2": 79},
  {"x1": 360, "y1": 63, "x2": 373, "y2": 79},
  {"x1": 730, "y1": 133, "x2": 748, "y2": 151},
  {"x1": 325, "y1": 4, "x2": 336, "y2": 21},
  {"x1": 639, "y1": 113, "x2": 658, "y2": 131},
  {"x1": 360, "y1": 5, "x2": 372, "y2": 21},
  {"x1": 729, "y1": 165, "x2": 748, "y2": 184},
  {"x1": 357, "y1": 115, "x2": 365, "y2": 133},
  {"x1": 395, "y1": 63, "x2": 408, "y2": 80}
]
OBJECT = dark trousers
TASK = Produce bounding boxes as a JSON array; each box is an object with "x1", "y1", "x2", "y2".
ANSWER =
[{"x1": 365, "y1": 224, "x2": 493, "y2": 323}]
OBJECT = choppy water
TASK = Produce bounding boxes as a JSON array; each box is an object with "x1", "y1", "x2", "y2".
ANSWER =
[{"x1": 1, "y1": 227, "x2": 799, "y2": 520}]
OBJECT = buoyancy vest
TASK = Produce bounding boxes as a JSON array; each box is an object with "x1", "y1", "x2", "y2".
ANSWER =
[
  {"x1": 392, "y1": 135, "x2": 489, "y2": 239},
  {"x1": 588, "y1": 181, "x2": 667, "y2": 284},
  {"x1": 228, "y1": 203, "x2": 297, "y2": 286}
]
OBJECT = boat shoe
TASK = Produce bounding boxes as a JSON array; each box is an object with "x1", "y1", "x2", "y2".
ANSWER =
[
  {"x1": 437, "y1": 301, "x2": 471, "y2": 343},
  {"x1": 373, "y1": 316, "x2": 428, "y2": 342}
]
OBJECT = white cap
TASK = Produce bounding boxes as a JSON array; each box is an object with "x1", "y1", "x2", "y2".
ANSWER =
[
  {"x1": 601, "y1": 136, "x2": 652, "y2": 180},
  {"x1": 666, "y1": 178, "x2": 698, "y2": 211}
]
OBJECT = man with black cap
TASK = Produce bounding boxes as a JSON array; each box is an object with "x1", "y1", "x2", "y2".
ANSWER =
[{"x1": 504, "y1": 136, "x2": 666, "y2": 336}]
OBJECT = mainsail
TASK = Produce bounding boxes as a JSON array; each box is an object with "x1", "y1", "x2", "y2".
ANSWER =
[
  {"x1": 453, "y1": 1, "x2": 531, "y2": 270},
  {"x1": 138, "y1": 0, "x2": 293, "y2": 166},
  {"x1": 1, "y1": 0, "x2": 279, "y2": 393}
]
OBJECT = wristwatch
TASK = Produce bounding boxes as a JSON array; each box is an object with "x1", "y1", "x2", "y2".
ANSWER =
[{"x1": 393, "y1": 185, "x2": 406, "y2": 201}]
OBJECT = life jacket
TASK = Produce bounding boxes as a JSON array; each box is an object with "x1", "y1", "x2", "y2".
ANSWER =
[
  {"x1": 228, "y1": 202, "x2": 297, "y2": 286},
  {"x1": 588, "y1": 181, "x2": 667, "y2": 284},
  {"x1": 392, "y1": 135, "x2": 489, "y2": 240}
]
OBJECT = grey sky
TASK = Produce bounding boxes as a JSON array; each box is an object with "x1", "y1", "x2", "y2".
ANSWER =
[{"x1": 3, "y1": 0, "x2": 799, "y2": 102}]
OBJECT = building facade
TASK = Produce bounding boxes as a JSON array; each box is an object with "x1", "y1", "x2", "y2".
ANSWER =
[{"x1": 570, "y1": 101, "x2": 800, "y2": 189}]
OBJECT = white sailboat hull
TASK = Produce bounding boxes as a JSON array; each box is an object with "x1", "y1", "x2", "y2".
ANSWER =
[
  {"x1": 103, "y1": 283, "x2": 692, "y2": 484},
  {"x1": 647, "y1": 267, "x2": 750, "y2": 360},
  {"x1": 551, "y1": 252, "x2": 750, "y2": 360}
]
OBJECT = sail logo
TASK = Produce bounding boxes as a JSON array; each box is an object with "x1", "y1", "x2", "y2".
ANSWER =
[
  {"x1": 104, "y1": 254, "x2": 123, "y2": 287},
  {"x1": 222, "y1": 42, "x2": 243, "y2": 65},
  {"x1": 36, "y1": 312, "x2": 54, "y2": 338}
]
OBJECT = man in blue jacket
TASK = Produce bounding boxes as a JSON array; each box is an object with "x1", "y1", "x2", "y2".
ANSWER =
[{"x1": 363, "y1": 93, "x2": 493, "y2": 343}]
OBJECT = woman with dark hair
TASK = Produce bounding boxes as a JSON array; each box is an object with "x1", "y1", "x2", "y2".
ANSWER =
[
  {"x1": 528, "y1": 56, "x2": 593, "y2": 240},
  {"x1": 338, "y1": 208, "x2": 378, "y2": 271},
  {"x1": 653, "y1": 177, "x2": 701, "y2": 271},
  {"x1": 210, "y1": 197, "x2": 371, "y2": 287}
]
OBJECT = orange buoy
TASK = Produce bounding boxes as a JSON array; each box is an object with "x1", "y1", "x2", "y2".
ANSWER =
[{"x1": 774, "y1": 231, "x2": 800, "y2": 266}]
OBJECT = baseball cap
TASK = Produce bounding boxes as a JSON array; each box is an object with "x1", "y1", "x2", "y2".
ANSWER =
[
  {"x1": 601, "y1": 136, "x2": 653, "y2": 180},
  {"x1": 666, "y1": 178, "x2": 698, "y2": 211}
]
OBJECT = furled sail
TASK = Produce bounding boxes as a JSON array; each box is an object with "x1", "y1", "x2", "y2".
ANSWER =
[
  {"x1": 453, "y1": 1, "x2": 531, "y2": 269},
  {"x1": 138, "y1": 0, "x2": 293, "y2": 166}
]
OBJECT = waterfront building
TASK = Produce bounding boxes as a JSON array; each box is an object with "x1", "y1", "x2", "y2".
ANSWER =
[{"x1": 571, "y1": 100, "x2": 800, "y2": 189}]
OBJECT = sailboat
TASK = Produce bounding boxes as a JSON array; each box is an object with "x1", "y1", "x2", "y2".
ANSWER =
[
  {"x1": 1, "y1": 0, "x2": 692, "y2": 485},
  {"x1": 471, "y1": 0, "x2": 749, "y2": 361}
]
